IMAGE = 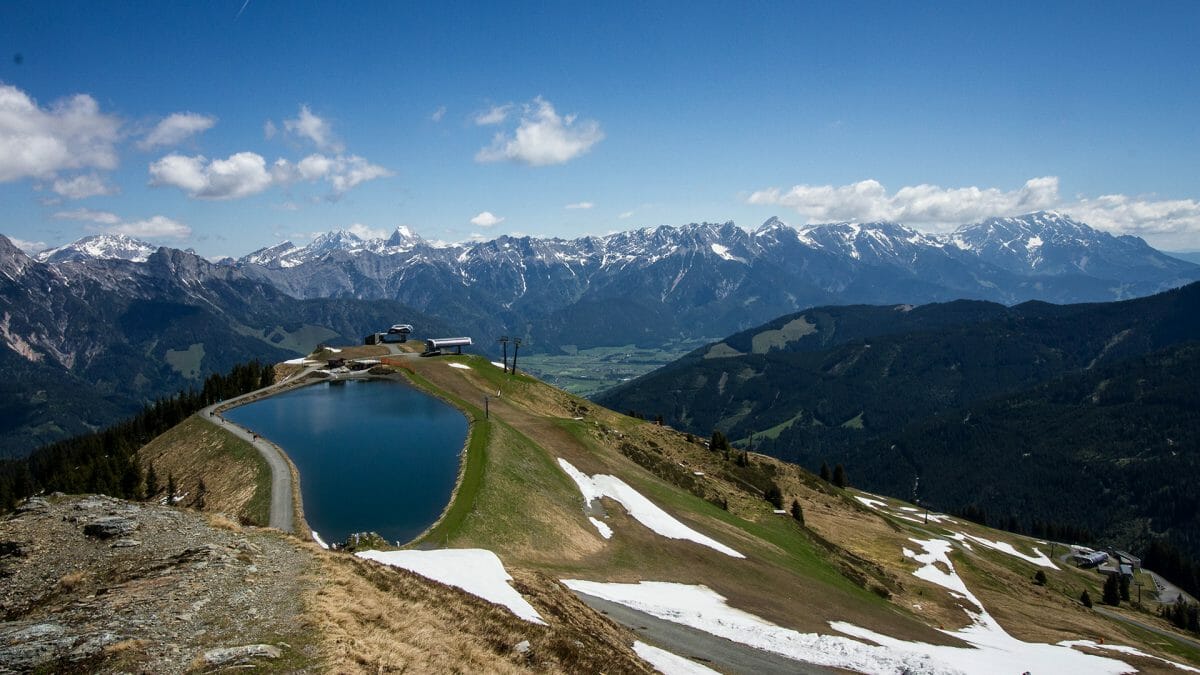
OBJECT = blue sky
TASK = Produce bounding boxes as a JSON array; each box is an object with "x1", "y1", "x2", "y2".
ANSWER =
[{"x1": 2, "y1": 1, "x2": 1198, "y2": 256}]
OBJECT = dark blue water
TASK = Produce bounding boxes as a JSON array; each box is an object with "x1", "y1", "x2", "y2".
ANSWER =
[{"x1": 225, "y1": 378, "x2": 467, "y2": 546}]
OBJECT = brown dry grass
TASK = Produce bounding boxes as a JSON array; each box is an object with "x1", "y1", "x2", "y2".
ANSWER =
[
  {"x1": 58, "y1": 570, "x2": 87, "y2": 591},
  {"x1": 139, "y1": 415, "x2": 267, "y2": 524},
  {"x1": 308, "y1": 550, "x2": 651, "y2": 674},
  {"x1": 206, "y1": 513, "x2": 242, "y2": 532}
]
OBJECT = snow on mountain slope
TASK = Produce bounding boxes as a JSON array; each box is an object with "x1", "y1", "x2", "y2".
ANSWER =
[{"x1": 36, "y1": 234, "x2": 157, "y2": 264}]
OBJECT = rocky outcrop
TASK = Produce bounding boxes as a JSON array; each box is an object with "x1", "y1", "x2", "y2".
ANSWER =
[{"x1": 0, "y1": 494, "x2": 316, "y2": 673}]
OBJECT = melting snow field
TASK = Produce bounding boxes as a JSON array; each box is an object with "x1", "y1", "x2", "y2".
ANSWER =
[
  {"x1": 564, "y1": 537, "x2": 1199, "y2": 674},
  {"x1": 587, "y1": 516, "x2": 613, "y2": 539},
  {"x1": 357, "y1": 549, "x2": 546, "y2": 624},
  {"x1": 564, "y1": 579, "x2": 950, "y2": 673},
  {"x1": 633, "y1": 640, "x2": 721, "y2": 675},
  {"x1": 491, "y1": 361, "x2": 506, "y2": 369},
  {"x1": 557, "y1": 458, "x2": 744, "y2": 558},
  {"x1": 947, "y1": 532, "x2": 1058, "y2": 569},
  {"x1": 447, "y1": 362, "x2": 472, "y2": 370}
]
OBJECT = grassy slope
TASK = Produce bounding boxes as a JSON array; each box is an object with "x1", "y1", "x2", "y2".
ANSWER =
[
  {"x1": 392, "y1": 352, "x2": 1200, "y2": 669},
  {"x1": 139, "y1": 347, "x2": 1200, "y2": 670},
  {"x1": 138, "y1": 414, "x2": 271, "y2": 525}
]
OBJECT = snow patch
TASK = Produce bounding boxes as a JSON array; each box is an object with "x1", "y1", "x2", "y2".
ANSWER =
[
  {"x1": 947, "y1": 532, "x2": 1059, "y2": 569},
  {"x1": 709, "y1": 243, "x2": 745, "y2": 263},
  {"x1": 1059, "y1": 640, "x2": 1200, "y2": 673},
  {"x1": 564, "y1": 580, "x2": 948, "y2": 673},
  {"x1": 447, "y1": 362, "x2": 471, "y2": 370},
  {"x1": 556, "y1": 458, "x2": 744, "y2": 558},
  {"x1": 311, "y1": 530, "x2": 330, "y2": 550},
  {"x1": 587, "y1": 517, "x2": 613, "y2": 539},
  {"x1": 357, "y1": 549, "x2": 545, "y2": 624},
  {"x1": 633, "y1": 640, "x2": 721, "y2": 675},
  {"x1": 491, "y1": 361, "x2": 506, "y2": 369},
  {"x1": 854, "y1": 495, "x2": 888, "y2": 510}
]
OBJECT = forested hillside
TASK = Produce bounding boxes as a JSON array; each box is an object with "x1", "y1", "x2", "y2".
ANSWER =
[{"x1": 599, "y1": 283, "x2": 1200, "y2": 564}]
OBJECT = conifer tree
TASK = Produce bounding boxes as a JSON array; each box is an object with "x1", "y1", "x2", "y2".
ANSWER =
[
  {"x1": 710, "y1": 430, "x2": 728, "y2": 454},
  {"x1": 1034, "y1": 570, "x2": 1047, "y2": 586},
  {"x1": 167, "y1": 473, "x2": 177, "y2": 506},
  {"x1": 833, "y1": 464, "x2": 848, "y2": 488},
  {"x1": 791, "y1": 499, "x2": 805, "y2": 525},
  {"x1": 195, "y1": 477, "x2": 207, "y2": 510},
  {"x1": 765, "y1": 484, "x2": 784, "y2": 510},
  {"x1": 145, "y1": 462, "x2": 159, "y2": 499},
  {"x1": 1080, "y1": 590, "x2": 1093, "y2": 608},
  {"x1": 819, "y1": 461, "x2": 831, "y2": 482}
]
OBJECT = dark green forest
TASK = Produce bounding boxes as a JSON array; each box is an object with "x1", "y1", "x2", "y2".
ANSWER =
[
  {"x1": 0, "y1": 361, "x2": 274, "y2": 512},
  {"x1": 600, "y1": 283, "x2": 1200, "y2": 593}
]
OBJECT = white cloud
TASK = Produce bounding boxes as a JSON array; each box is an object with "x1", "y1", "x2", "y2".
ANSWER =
[
  {"x1": 475, "y1": 97, "x2": 603, "y2": 166},
  {"x1": 263, "y1": 119, "x2": 277, "y2": 140},
  {"x1": 109, "y1": 215, "x2": 191, "y2": 239},
  {"x1": 149, "y1": 152, "x2": 274, "y2": 200},
  {"x1": 618, "y1": 211, "x2": 635, "y2": 219},
  {"x1": 284, "y1": 104, "x2": 341, "y2": 151},
  {"x1": 1068, "y1": 194, "x2": 1200, "y2": 249},
  {"x1": 53, "y1": 208, "x2": 121, "y2": 225},
  {"x1": 0, "y1": 84, "x2": 121, "y2": 182},
  {"x1": 431, "y1": 106, "x2": 447, "y2": 122},
  {"x1": 138, "y1": 112, "x2": 216, "y2": 150},
  {"x1": 746, "y1": 177, "x2": 1060, "y2": 230},
  {"x1": 473, "y1": 104, "x2": 513, "y2": 126},
  {"x1": 747, "y1": 176, "x2": 1200, "y2": 248},
  {"x1": 51, "y1": 173, "x2": 117, "y2": 199},
  {"x1": 565, "y1": 201, "x2": 594, "y2": 210},
  {"x1": 9, "y1": 236, "x2": 47, "y2": 253},
  {"x1": 466, "y1": 232, "x2": 488, "y2": 242},
  {"x1": 470, "y1": 211, "x2": 504, "y2": 227},
  {"x1": 273, "y1": 153, "x2": 391, "y2": 197},
  {"x1": 346, "y1": 223, "x2": 388, "y2": 240},
  {"x1": 54, "y1": 207, "x2": 191, "y2": 240}
]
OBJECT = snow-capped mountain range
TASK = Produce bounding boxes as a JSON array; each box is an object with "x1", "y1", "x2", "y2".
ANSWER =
[
  {"x1": 22, "y1": 212, "x2": 1200, "y2": 347},
  {"x1": 1, "y1": 210, "x2": 1196, "y2": 456}
]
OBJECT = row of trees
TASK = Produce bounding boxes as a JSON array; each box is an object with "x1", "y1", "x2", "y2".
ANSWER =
[{"x1": 0, "y1": 361, "x2": 273, "y2": 512}]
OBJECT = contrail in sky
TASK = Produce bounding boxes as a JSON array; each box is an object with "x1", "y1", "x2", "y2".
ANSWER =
[{"x1": 235, "y1": 0, "x2": 252, "y2": 20}]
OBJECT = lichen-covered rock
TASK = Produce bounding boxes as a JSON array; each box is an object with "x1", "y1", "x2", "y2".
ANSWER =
[
  {"x1": 201, "y1": 643, "x2": 282, "y2": 666},
  {"x1": 83, "y1": 516, "x2": 138, "y2": 539}
]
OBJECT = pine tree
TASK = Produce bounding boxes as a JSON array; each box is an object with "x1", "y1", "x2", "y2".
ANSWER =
[
  {"x1": 1080, "y1": 590, "x2": 1093, "y2": 608},
  {"x1": 166, "y1": 473, "x2": 177, "y2": 506},
  {"x1": 791, "y1": 499, "x2": 805, "y2": 525},
  {"x1": 832, "y1": 464, "x2": 848, "y2": 488},
  {"x1": 819, "y1": 461, "x2": 831, "y2": 482},
  {"x1": 1034, "y1": 570, "x2": 1047, "y2": 586},
  {"x1": 765, "y1": 484, "x2": 783, "y2": 510},
  {"x1": 710, "y1": 430, "x2": 728, "y2": 454},
  {"x1": 1103, "y1": 573, "x2": 1121, "y2": 606},
  {"x1": 195, "y1": 478, "x2": 207, "y2": 510},
  {"x1": 145, "y1": 462, "x2": 159, "y2": 500}
]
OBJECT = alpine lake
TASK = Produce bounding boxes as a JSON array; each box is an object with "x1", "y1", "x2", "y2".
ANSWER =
[{"x1": 224, "y1": 377, "x2": 468, "y2": 546}]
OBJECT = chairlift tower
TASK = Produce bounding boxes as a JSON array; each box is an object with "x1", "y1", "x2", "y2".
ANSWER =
[
  {"x1": 511, "y1": 338, "x2": 522, "y2": 375},
  {"x1": 498, "y1": 336, "x2": 510, "y2": 373}
]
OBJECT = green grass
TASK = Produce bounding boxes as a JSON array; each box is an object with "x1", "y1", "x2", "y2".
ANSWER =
[
  {"x1": 230, "y1": 431, "x2": 273, "y2": 526},
  {"x1": 164, "y1": 342, "x2": 205, "y2": 380},
  {"x1": 748, "y1": 410, "x2": 806, "y2": 441},
  {"x1": 399, "y1": 369, "x2": 491, "y2": 547},
  {"x1": 518, "y1": 340, "x2": 712, "y2": 397}
]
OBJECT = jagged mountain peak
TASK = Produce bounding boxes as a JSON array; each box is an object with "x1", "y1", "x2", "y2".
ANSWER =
[{"x1": 35, "y1": 233, "x2": 158, "y2": 264}]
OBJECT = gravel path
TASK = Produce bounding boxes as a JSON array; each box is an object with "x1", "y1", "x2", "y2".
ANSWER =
[{"x1": 198, "y1": 366, "x2": 322, "y2": 534}]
